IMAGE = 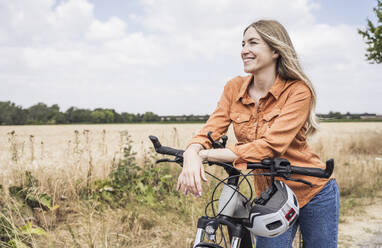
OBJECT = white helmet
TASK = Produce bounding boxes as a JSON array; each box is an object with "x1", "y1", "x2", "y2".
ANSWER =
[{"x1": 246, "y1": 180, "x2": 299, "y2": 237}]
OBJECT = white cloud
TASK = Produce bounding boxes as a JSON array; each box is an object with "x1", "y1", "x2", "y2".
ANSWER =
[
  {"x1": 0, "y1": 0, "x2": 380, "y2": 114},
  {"x1": 85, "y1": 17, "x2": 127, "y2": 41},
  {"x1": 137, "y1": 0, "x2": 318, "y2": 59},
  {"x1": 290, "y1": 23, "x2": 381, "y2": 113}
]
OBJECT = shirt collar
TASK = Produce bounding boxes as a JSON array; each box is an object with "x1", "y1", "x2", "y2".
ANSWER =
[{"x1": 236, "y1": 74, "x2": 286, "y2": 104}]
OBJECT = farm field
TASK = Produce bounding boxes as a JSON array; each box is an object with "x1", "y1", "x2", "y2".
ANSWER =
[{"x1": 0, "y1": 122, "x2": 381, "y2": 247}]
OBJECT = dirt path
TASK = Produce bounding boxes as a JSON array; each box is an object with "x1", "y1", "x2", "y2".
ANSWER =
[{"x1": 339, "y1": 194, "x2": 382, "y2": 247}]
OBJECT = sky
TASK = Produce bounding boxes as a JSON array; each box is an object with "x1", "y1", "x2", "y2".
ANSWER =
[{"x1": 0, "y1": 0, "x2": 381, "y2": 115}]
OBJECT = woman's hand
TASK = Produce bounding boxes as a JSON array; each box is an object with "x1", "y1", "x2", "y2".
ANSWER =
[
  {"x1": 199, "y1": 148, "x2": 238, "y2": 163},
  {"x1": 177, "y1": 144, "x2": 207, "y2": 197}
]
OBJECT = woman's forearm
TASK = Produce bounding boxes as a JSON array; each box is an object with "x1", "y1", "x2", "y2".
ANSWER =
[{"x1": 199, "y1": 148, "x2": 238, "y2": 162}]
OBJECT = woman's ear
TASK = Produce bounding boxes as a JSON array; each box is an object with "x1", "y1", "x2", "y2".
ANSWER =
[{"x1": 272, "y1": 50, "x2": 279, "y2": 59}]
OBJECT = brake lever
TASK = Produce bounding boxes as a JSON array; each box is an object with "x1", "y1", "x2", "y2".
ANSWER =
[
  {"x1": 155, "y1": 157, "x2": 183, "y2": 167},
  {"x1": 156, "y1": 158, "x2": 172, "y2": 163},
  {"x1": 221, "y1": 135, "x2": 228, "y2": 148},
  {"x1": 207, "y1": 131, "x2": 228, "y2": 148},
  {"x1": 207, "y1": 131, "x2": 221, "y2": 148},
  {"x1": 283, "y1": 176, "x2": 313, "y2": 187}
]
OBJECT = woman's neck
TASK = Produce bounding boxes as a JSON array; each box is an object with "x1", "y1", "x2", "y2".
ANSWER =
[{"x1": 251, "y1": 66, "x2": 277, "y2": 93}]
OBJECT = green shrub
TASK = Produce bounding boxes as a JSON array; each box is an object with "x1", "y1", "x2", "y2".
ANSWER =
[
  {"x1": 8, "y1": 172, "x2": 57, "y2": 211},
  {"x1": 1, "y1": 172, "x2": 49, "y2": 247},
  {"x1": 86, "y1": 131, "x2": 179, "y2": 208}
]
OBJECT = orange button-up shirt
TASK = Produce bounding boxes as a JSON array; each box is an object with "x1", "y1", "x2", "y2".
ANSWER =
[{"x1": 188, "y1": 74, "x2": 332, "y2": 207}]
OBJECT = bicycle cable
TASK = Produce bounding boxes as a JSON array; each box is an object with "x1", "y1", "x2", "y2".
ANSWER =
[{"x1": 203, "y1": 167, "x2": 273, "y2": 247}]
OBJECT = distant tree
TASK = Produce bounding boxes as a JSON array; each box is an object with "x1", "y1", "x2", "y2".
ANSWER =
[
  {"x1": 0, "y1": 101, "x2": 26, "y2": 125},
  {"x1": 27, "y1": 103, "x2": 51, "y2": 124},
  {"x1": 91, "y1": 109, "x2": 114, "y2": 123},
  {"x1": 65, "y1": 107, "x2": 92, "y2": 123},
  {"x1": 328, "y1": 111, "x2": 342, "y2": 119},
  {"x1": 358, "y1": 0, "x2": 382, "y2": 63},
  {"x1": 105, "y1": 110, "x2": 115, "y2": 123},
  {"x1": 121, "y1": 112, "x2": 139, "y2": 122},
  {"x1": 49, "y1": 104, "x2": 66, "y2": 124},
  {"x1": 13, "y1": 106, "x2": 27, "y2": 124},
  {"x1": 0, "y1": 100, "x2": 214, "y2": 124},
  {"x1": 142, "y1": 112, "x2": 159, "y2": 122},
  {"x1": 135, "y1": 113, "x2": 144, "y2": 122},
  {"x1": 52, "y1": 112, "x2": 67, "y2": 124},
  {"x1": 110, "y1": 109, "x2": 122, "y2": 123},
  {"x1": 91, "y1": 110, "x2": 105, "y2": 123},
  {"x1": 26, "y1": 103, "x2": 67, "y2": 124}
]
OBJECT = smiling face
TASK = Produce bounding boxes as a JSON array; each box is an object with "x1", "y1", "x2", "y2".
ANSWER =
[{"x1": 241, "y1": 26, "x2": 279, "y2": 74}]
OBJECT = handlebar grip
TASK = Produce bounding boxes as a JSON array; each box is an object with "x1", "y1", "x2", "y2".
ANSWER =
[
  {"x1": 149, "y1": 135, "x2": 184, "y2": 158},
  {"x1": 290, "y1": 159, "x2": 334, "y2": 178}
]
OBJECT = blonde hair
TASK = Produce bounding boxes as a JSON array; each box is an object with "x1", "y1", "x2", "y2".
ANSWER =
[{"x1": 244, "y1": 20, "x2": 319, "y2": 136}]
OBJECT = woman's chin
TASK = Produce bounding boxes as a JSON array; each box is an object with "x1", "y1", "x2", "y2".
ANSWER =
[{"x1": 244, "y1": 66, "x2": 257, "y2": 74}]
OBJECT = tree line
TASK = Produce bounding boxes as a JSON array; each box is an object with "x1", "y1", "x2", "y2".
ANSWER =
[
  {"x1": 1, "y1": 101, "x2": 380, "y2": 125},
  {"x1": 0, "y1": 101, "x2": 209, "y2": 125},
  {"x1": 317, "y1": 111, "x2": 380, "y2": 120}
]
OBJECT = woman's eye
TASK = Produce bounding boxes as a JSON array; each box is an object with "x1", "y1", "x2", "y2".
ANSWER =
[{"x1": 242, "y1": 41, "x2": 258, "y2": 47}]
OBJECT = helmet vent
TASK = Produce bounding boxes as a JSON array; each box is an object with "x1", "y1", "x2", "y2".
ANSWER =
[
  {"x1": 266, "y1": 220, "x2": 282, "y2": 230},
  {"x1": 293, "y1": 194, "x2": 298, "y2": 206}
]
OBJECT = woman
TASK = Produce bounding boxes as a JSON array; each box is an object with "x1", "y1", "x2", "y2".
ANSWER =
[{"x1": 177, "y1": 20, "x2": 340, "y2": 247}]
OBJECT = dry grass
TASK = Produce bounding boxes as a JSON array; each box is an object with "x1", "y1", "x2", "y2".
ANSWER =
[
  {"x1": 0, "y1": 122, "x2": 381, "y2": 247},
  {"x1": 309, "y1": 123, "x2": 382, "y2": 198}
]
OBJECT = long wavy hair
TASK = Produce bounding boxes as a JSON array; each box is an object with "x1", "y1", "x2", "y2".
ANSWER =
[{"x1": 244, "y1": 20, "x2": 319, "y2": 136}]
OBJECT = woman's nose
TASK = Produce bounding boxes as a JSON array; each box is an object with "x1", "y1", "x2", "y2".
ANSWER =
[{"x1": 241, "y1": 47, "x2": 249, "y2": 57}]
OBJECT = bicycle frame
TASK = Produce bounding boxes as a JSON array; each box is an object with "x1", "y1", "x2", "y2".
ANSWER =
[{"x1": 192, "y1": 183, "x2": 253, "y2": 248}]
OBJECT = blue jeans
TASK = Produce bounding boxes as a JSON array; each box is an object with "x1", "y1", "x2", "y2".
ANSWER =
[{"x1": 256, "y1": 179, "x2": 340, "y2": 248}]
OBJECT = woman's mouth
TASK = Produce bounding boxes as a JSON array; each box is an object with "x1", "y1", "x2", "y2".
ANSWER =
[{"x1": 243, "y1": 57, "x2": 256, "y2": 64}]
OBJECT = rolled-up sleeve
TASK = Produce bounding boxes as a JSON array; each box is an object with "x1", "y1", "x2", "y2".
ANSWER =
[
  {"x1": 186, "y1": 81, "x2": 234, "y2": 149},
  {"x1": 228, "y1": 83, "x2": 311, "y2": 168}
]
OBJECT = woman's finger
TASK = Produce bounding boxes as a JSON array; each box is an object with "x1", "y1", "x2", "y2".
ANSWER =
[
  {"x1": 177, "y1": 173, "x2": 183, "y2": 191},
  {"x1": 194, "y1": 172, "x2": 202, "y2": 197},
  {"x1": 185, "y1": 170, "x2": 196, "y2": 195},
  {"x1": 201, "y1": 165, "x2": 208, "y2": 182}
]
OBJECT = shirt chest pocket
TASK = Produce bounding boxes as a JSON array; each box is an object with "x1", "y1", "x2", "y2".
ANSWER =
[
  {"x1": 257, "y1": 108, "x2": 281, "y2": 137},
  {"x1": 262, "y1": 108, "x2": 281, "y2": 128},
  {"x1": 230, "y1": 112, "x2": 251, "y2": 140}
]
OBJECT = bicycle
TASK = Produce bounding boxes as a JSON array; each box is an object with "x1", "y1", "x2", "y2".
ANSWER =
[{"x1": 148, "y1": 133, "x2": 334, "y2": 248}]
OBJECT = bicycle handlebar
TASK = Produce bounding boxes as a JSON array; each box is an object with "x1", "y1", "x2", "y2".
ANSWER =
[
  {"x1": 289, "y1": 160, "x2": 333, "y2": 178},
  {"x1": 244, "y1": 157, "x2": 334, "y2": 179},
  {"x1": 149, "y1": 135, "x2": 184, "y2": 158},
  {"x1": 148, "y1": 135, "x2": 333, "y2": 179}
]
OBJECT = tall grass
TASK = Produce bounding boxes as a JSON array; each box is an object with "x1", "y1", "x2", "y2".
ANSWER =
[
  {"x1": 311, "y1": 129, "x2": 382, "y2": 197},
  {"x1": 0, "y1": 123, "x2": 381, "y2": 247}
]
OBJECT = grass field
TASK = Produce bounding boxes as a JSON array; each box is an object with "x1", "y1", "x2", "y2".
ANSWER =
[{"x1": 0, "y1": 122, "x2": 381, "y2": 247}]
